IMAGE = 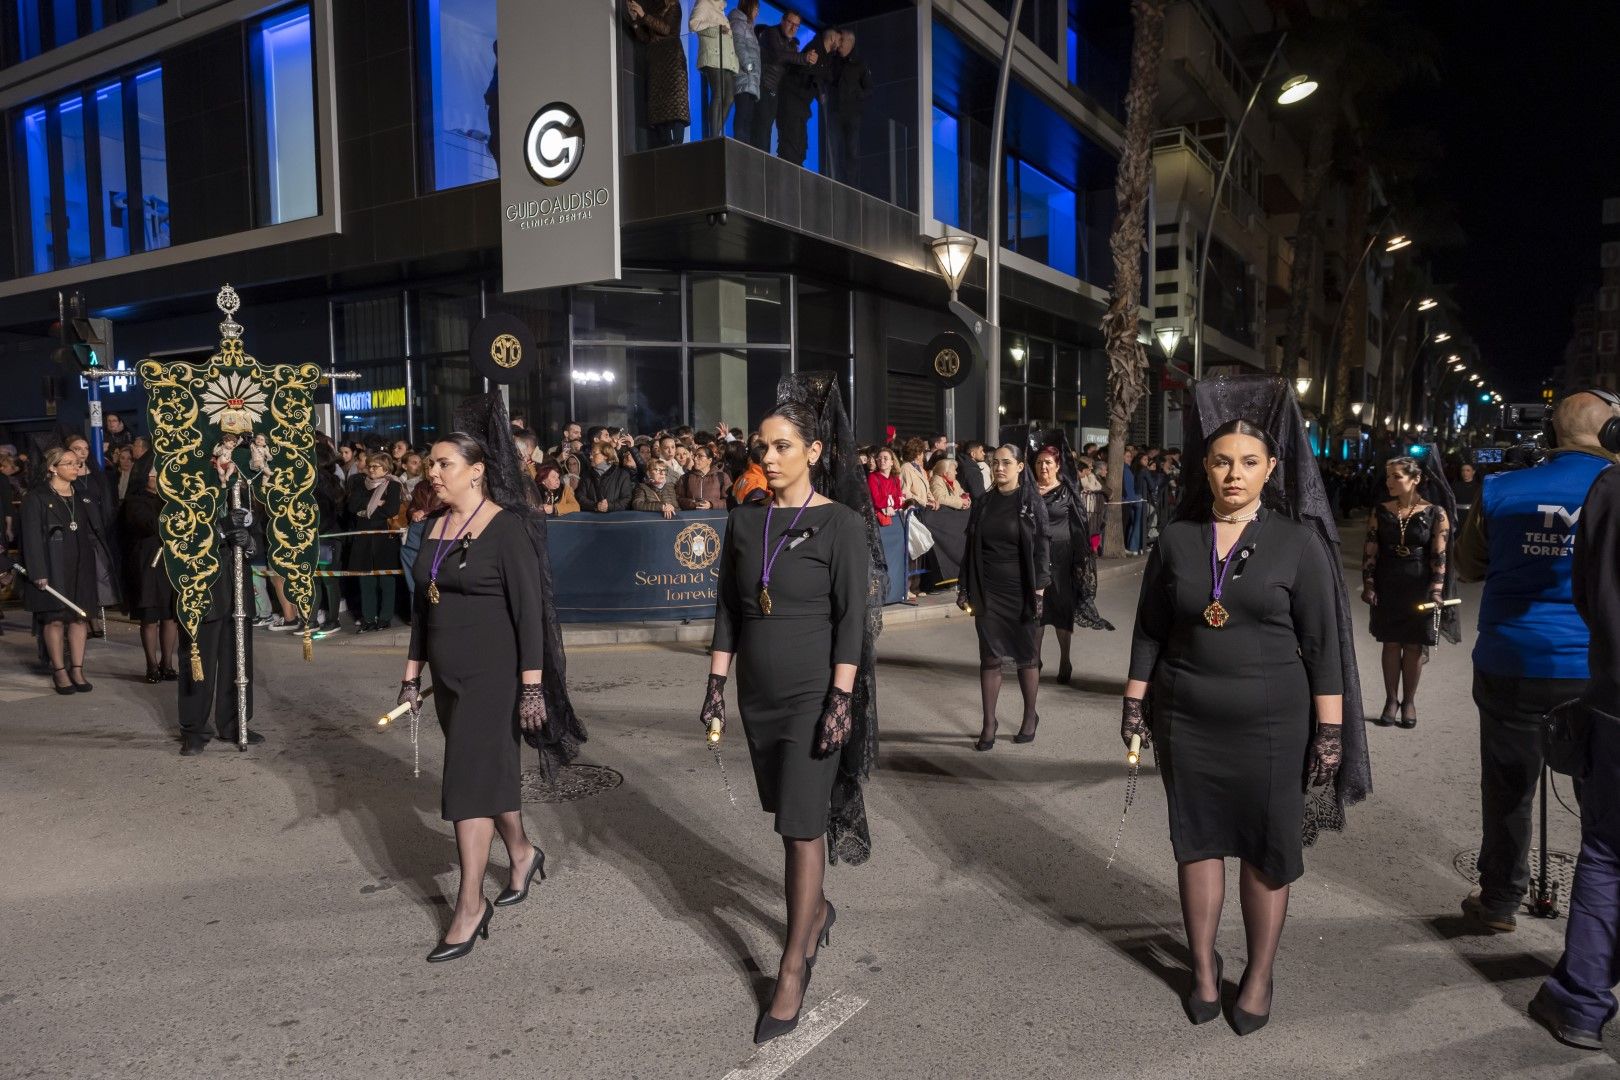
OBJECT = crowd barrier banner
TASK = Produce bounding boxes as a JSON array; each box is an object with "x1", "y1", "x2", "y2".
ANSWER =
[{"x1": 549, "y1": 511, "x2": 916, "y2": 621}]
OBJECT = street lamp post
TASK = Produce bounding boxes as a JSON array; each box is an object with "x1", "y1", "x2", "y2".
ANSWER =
[
  {"x1": 929, "y1": 234, "x2": 982, "y2": 446},
  {"x1": 1191, "y1": 34, "x2": 1315, "y2": 381},
  {"x1": 1319, "y1": 215, "x2": 1404, "y2": 426},
  {"x1": 983, "y1": 0, "x2": 1026, "y2": 438}
]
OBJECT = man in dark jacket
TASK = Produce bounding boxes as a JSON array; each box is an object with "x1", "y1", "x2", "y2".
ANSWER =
[
  {"x1": 179, "y1": 461, "x2": 261, "y2": 755},
  {"x1": 751, "y1": 10, "x2": 809, "y2": 152},
  {"x1": 575, "y1": 440, "x2": 635, "y2": 512},
  {"x1": 774, "y1": 29, "x2": 831, "y2": 166},
  {"x1": 827, "y1": 30, "x2": 870, "y2": 183}
]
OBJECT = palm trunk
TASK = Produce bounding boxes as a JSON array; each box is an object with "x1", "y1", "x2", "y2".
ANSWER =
[{"x1": 1100, "y1": 0, "x2": 1166, "y2": 559}]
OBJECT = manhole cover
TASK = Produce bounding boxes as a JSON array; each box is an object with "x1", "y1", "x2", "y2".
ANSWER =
[
  {"x1": 521, "y1": 764, "x2": 623, "y2": 803},
  {"x1": 1453, "y1": 847, "x2": 1580, "y2": 900}
]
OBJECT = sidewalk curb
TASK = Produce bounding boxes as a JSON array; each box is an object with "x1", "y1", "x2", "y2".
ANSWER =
[{"x1": 291, "y1": 558, "x2": 1146, "y2": 650}]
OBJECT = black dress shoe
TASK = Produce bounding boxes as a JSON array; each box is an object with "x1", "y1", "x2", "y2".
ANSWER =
[
  {"x1": 50, "y1": 667, "x2": 75, "y2": 696},
  {"x1": 1056, "y1": 661, "x2": 1072, "y2": 685},
  {"x1": 754, "y1": 965, "x2": 812, "y2": 1044},
  {"x1": 1183, "y1": 952, "x2": 1223, "y2": 1025},
  {"x1": 1398, "y1": 701, "x2": 1417, "y2": 729},
  {"x1": 426, "y1": 900, "x2": 493, "y2": 963},
  {"x1": 494, "y1": 847, "x2": 546, "y2": 907},
  {"x1": 180, "y1": 737, "x2": 209, "y2": 757},
  {"x1": 145, "y1": 667, "x2": 162, "y2": 684},
  {"x1": 1013, "y1": 716, "x2": 1039, "y2": 744},
  {"x1": 68, "y1": 665, "x2": 92, "y2": 693},
  {"x1": 807, "y1": 900, "x2": 837, "y2": 972},
  {"x1": 160, "y1": 667, "x2": 179, "y2": 682},
  {"x1": 1230, "y1": 970, "x2": 1272, "y2": 1036}
]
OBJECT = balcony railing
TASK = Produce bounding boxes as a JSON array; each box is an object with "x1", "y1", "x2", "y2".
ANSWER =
[{"x1": 1151, "y1": 125, "x2": 1263, "y2": 230}]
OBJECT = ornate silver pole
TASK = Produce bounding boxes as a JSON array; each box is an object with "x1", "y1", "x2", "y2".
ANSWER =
[{"x1": 229, "y1": 476, "x2": 251, "y2": 750}]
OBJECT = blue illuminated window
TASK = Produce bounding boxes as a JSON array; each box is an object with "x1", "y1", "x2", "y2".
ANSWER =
[
  {"x1": 20, "y1": 106, "x2": 51, "y2": 272},
  {"x1": 58, "y1": 96, "x2": 91, "y2": 266},
  {"x1": 8, "y1": 1, "x2": 163, "y2": 65},
  {"x1": 932, "y1": 107, "x2": 960, "y2": 228},
  {"x1": 1008, "y1": 157, "x2": 1077, "y2": 277},
  {"x1": 416, "y1": 0, "x2": 498, "y2": 191},
  {"x1": 251, "y1": 4, "x2": 318, "y2": 224},
  {"x1": 95, "y1": 81, "x2": 129, "y2": 259},
  {"x1": 134, "y1": 66, "x2": 168, "y2": 250}
]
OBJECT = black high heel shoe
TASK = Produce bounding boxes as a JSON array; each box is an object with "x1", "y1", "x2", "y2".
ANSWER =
[
  {"x1": 1230, "y1": 970, "x2": 1272, "y2": 1036},
  {"x1": 494, "y1": 847, "x2": 546, "y2": 907},
  {"x1": 807, "y1": 901, "x2": 837, "y2": 971},
  {"x1": 974, "y1": 723, "x2": 997, "y2": 752},
  {"x1": 145, "y1": 666, "x2": 162, "y2": 684},
  {"x1": 50, "y1": 667, "x2": 75, "y2": 696},
  {"x1": 1398, "y1": 700, "x2": 1418, "y2": 730},
  {"x1": 160, "y1": 667, "x2": 179, "y2": 682},
  {"x1": 754, "y1": 964, "x2": 812, "y2": 1044},
  {"x1": 1377, "y1": 699, "x2": 1399, "y2": 726},
  {"x1": 1056, "y1": 661, "x2": 1072, "y2": 685},
  {"x1": 1013, "y1": 715, "x2": 1039, "y2": 744},
  {"x1": 68, "y1": 665, "x2": 93, "y2": 693},
  {"x1": 426, "y1": 900, "x2": 492, "y2": 963},
  {"x1": 1182, "y1": 952, "x2": 1223, "y2": 1025}
]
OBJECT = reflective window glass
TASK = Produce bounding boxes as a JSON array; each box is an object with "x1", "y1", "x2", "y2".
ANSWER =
[
  {"x1": 21, "y1": 106, "x2": 51, "y2": 272},
  {"x1": 932, "y1": 106, "x2": 960, "y2": 228},
  {"x1": 690, "y1": 347, "x2": 790, "y2": 436},
  {"x1": 572, "y1": 346, "x2": 683, "y2": 435},
  {"x1": 94, "y1": 81, "x2": 129, "y2": 258},
  {"x1": 134, "y1": 67, "x2": 168, "y2": 250},
  {"x1": 572, "y1": 272, "x2": 682, "y2": 342},
  {"x1": 417, "y1": 0, "x2": 498, "y2": 191},
  {"x1": 687, "y1": 274, "x2": 788, "y2": 345},
  {"x1": 253, "y1": 5, "x2": 318, "y2": 224},
  {"x1": 58, "y1": 95, "x2": 91, "y2": 266}
]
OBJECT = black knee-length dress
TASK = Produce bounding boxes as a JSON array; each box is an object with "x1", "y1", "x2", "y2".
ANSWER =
[
  {"x1": 1127, "y1": 510, "x2": 1343, "y2": 884},
  {"x1": 1362, "y1": 503, "x2": 1448, "y2": 646},
  {"x1": 409, "y1": 509, "x2": 546, "y2": 821},
  {"x1": 960, "y1": 488, "x2": 1050, "y2": 669},
  {"x1": 19, "y1": 484, "x2": 109, "y2": 622},
  {"x1": 711, "y1": 500, "x2": 870, "y2": 839}
]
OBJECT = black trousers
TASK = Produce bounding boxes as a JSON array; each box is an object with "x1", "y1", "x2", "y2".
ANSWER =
[
  {"x1": 750, "y1": 88, "x2": 779, "y2": 150},
  {"x1": 830, "y1": 113, "x2": 860, "y2": 183},
  {"x1": 776, "y1": 108, "x2": 809, "y2": 165},
  {"x1": 732, "y1": 91, "x2": 757, "y2": 147},
  {"x1": 1473, "y1": 671, "x2": 1587, "y2": 915},
  {"x1": 179, "y1": 617, "x2": 255, "y2": 740}
]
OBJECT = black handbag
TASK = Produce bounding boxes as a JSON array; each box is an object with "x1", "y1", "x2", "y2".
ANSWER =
[{"x1": 1543, "y1": 699, "x2": 1594, "y2": 780}]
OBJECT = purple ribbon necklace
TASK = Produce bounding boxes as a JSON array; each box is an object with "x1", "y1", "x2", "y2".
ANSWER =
[
  {"x1": 1204, "y1": 520, "x2": 1252, "y2": 628},
  {"x1": 426, "y1": 498, "x2": 486, "y2": 604},
  {"x1": 759, "y1": 487, "x2": 815, "y2": 615}
]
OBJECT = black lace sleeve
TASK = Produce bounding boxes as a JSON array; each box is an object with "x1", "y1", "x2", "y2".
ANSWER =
[
  {"x1": 1427, "y1": 506, "x2": 1449, "y2": 603},
  {"x1": 1361, "y1": 508, "x2": 1380, "y2": 598}
]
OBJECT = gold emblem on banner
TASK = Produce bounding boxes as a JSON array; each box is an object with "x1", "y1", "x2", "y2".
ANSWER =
[
  {"x1": 491, "y1": 333, "x2": 523, "y2": 369},
  {"x1": 934, "y1": 348, "x2": 961, "y2": 379},
  {"x1": 674, "y1": 523, "x2": 721, "y2": 571}
]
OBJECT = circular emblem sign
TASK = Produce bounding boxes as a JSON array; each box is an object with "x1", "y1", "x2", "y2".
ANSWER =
[
  {"x1": 525, "y1": 103, "x2": 585, "y2": 187},
  {"x1": 674, "y1": 522, "x2": 721, "y2": 571},
  {"x1": 469, "y1": 314, "x2": 538, "y2": 385},
  {"x1": 924, "y1": 330, "x2": 976, "y2": 388}
]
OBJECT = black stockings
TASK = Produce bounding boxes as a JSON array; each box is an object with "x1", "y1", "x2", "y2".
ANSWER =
[
  {"x1": 1380, "y1": 643, "x2": 1425, "y2": 711},
  {"x1": 770, "y1": 835, "x2": 827, "y2": 1020},
  {"x1": 978, "y1": 664, "x2": 1040, "y2": 742},
  {"x1": 1178, "y1": 859, "x2": 1289, "y2": 1012},
  {"x1": 140, "y1": 619, "x2": 179, "y2": 671},
  {"x1": 445, "y1": 811, "x2": 535, "y2": 945},
  {"x1": 43, "y1": 618, "x2": 88, "y2": 687}
]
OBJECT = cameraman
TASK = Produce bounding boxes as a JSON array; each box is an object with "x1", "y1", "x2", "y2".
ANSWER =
[
  {"x1": 1453, "y1": 391, "x2": 1619, "y2": 933},
  {"x1": 1528, "y1": 451, "x2": 1620, "y2": 1049}
]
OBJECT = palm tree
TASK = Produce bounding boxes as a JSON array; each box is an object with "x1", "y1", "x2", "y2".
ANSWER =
[{"x1": 1099, "y1": 0, "x2": 1167, "y2": 559}]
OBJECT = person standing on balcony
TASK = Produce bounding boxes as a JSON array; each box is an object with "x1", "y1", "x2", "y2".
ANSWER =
[
  {"x1": 729, "y1": 1, "x2": 761, "y2": 143},
  {"x1": 826, "y1": 30, "x2": 870, "y2": 184},
  {"x1": 626, "y1": 0, "x2": 689, "y2": 147},
  {"x1": 690, "y1": 0, "x2": 737, "y2": 140},
  {"x1": 754, "y1": 9, "x2": 814, "y2": 157}
]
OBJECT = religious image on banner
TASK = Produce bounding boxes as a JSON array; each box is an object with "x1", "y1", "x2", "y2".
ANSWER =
[{"x1": 138, "y1": 285, "x2": 323, "y2": 678}]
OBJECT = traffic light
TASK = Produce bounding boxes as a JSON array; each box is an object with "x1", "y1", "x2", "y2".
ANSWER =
[
  {"x1": 51, "y1": 292, "x2": 112, "y2": 373},
  {"x1": 1479, "y1": 393, "x2": 1491, "y2": 403}
]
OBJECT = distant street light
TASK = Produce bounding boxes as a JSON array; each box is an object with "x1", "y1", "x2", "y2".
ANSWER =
[
  {"x1": 1009, "y1": 342, "x2": 1026, "y2": 365},
  {"x1": 1384, "y1": 235, "x2": 1413, "y2": 252},
  {"x1": 1434, "y1": 332, "x2": 1451, "y2": 342},
  {"x1": 1417, "y1": 297, "x2": 1438, "y2": 311},
  {"x1": 1154, "y1": 323, "x2": 1184, "y2": 358},
  {"x1": 1350, "y1": 401, "x2": 1365, "y2": 418},
  {"x1": 1295, "y1": 376, "x2": 1313, "y2": 397},
  {"x1": 1276, "y1": 74, "x2": 1319, "y2": 105}
]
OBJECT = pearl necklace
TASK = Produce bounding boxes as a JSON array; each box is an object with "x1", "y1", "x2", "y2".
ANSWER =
[{"x1": 1213, "y1": 506, "x2": 1260, "y2": 524}]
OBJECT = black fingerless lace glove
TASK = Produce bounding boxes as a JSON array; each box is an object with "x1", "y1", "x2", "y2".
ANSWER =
[
  {"x1": 700, "y1": 673, "x2": 727, "y2": 735},
  {"x1": 519, "y1": 683, "x2": 547, "y2": 734},
  {"x1": 1307, "y1": 724, "x2": 1342, "y2": 788},
  {"x1": 1120, "y1": 696, "x2": 1150, "y2": 750},
  {"x1": 398, "y1": 676, "x2": 422, "y2": 711},
  {"x1": 816, "y1": 687, "x2": 853, "y2": 756}
]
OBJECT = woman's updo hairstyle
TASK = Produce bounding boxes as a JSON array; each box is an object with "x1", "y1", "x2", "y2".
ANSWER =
[
  {"x1": 761, "y1": 399, "x2": 820, "y2": 449},
  {"x1": 439, "y1": 432, "x2": 488, "y2": 469},
  {"x1": 1206, "y1": 418, "x2": 1278, "y2": 459},
  {"x1": 1386, "y1": 455, "x2": 1422, "y2": 480},
  {"x1": 994, "y1": 441, "x2": 1027, "y2": 462}
]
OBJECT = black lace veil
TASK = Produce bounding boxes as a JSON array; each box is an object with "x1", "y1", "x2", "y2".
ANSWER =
[
  {"x1": 451, "y1": 394, "x2": 586, "y2": 778},
  {"x1": 1026, "y1": 425, "x2": 1113, "y2": 632},
  {"x1": 775, "y1": 373, "x2": 886, "y2": 866},
  {"x1": 1175, "y1": 376, "x2": 1372, "y2": 839}
]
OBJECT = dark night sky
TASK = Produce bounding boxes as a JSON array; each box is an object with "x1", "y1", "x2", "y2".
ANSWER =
[{"x1": 1405, "y1": 3, "x2": 1620, "y2": 400}]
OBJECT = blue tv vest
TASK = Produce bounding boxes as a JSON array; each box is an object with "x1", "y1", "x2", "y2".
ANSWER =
[{"x1": 1472, "y1": 450, "x2": 1610, "y2": 679}]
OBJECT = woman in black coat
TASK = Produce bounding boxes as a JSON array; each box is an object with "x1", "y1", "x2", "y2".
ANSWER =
[
  {"x1": 118, "y1": 470, "x2": 179, "y2": 681},
  {"x1": 346, "y1": 452, "x2": 403, "y2": 632},
  {"x1": 20, "y1": 446, "x2": 115, "y2": 693},
  {"x1": 957, "y1": 443, "x2": 1050, "y2": 749}
]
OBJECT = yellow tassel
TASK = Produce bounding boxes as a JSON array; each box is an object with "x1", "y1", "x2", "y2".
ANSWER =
[
  {"x1": 190, "y1": 643, "x2": 204, "y2": 682},
  {"x1": 303, "y1": 630, "x2": 313, "y2": 662}
]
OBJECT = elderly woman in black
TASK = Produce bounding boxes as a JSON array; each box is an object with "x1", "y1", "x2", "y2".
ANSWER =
[
  {"x1": 21, "y1": 446, "x2": 114, "y2": 693},
  {"x1": 119, "y1": 469, "x2": 179, "y2": 681},
  {"x1": 1123, "y1": 417, "x2": 1350, "y2": 1034},
  {"x1": 958, "y1": 443, "x2": 1050, "y2": 748},
  {"x1": 1031, "y1": 444, "x2": 1112, "y2": 685},
  {"x1": 347, "y1": 451, "x2": 403, "y2": 632},
  {"x1": 1361, "y1": 456, "x2": 1451, "y2": 728},
  {"x1": 701, "y1": 378, "x2": 878, "y2": 1045}
]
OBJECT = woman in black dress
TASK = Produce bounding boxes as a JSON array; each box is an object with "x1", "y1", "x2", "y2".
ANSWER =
[
  {"x1": 119, "y1": 470, "x2": 179, "y2": 682},
  {"x1": 397, "y1": 431, "x2": 560, "y2": 963},
  {"x1": 703, "y1": 389, "x2": 876, "y2": 1044},
  {"x1": 1123, "y1": 419, "x2": 1346, "y2": 1034},
  {"x1": 20, "y1": 446, "x2": 113, "y2": 694},
  {"x1": 347, "y1": 452, "x2": 402, "y2": 633},
  {"x1": 957, "y1": 444, "x2": 1049, "y2": 748},
  {"x1": 1360, "y1": 456, "x2": 1450, "y2": 728},
  {"x1": 1031, "y1": 444, "x2": 1113, "y2": 685}
]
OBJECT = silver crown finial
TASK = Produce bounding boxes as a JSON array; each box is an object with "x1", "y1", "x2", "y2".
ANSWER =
[{"x1": 216, "y1": 284, "x2": 244, "y2": 341}]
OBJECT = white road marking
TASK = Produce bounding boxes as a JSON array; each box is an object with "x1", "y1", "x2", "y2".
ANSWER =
[{"x1": 721, "y1": 991, "x2": 869, "y2": 1080}]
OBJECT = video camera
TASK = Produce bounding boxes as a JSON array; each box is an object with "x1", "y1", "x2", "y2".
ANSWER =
[{"x1": 1471, "y1": 403, "x2": 1552, "y2": 470}]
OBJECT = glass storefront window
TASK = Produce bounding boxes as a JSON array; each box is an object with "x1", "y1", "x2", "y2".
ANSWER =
[
  {"x1": 415, "y1": 0, "x2": 498, "y2": 191},
  {"x1": 252, "y1": 4, "x2": 318, "y2": 225},
  {"x1": 573, "y1": 272, "x2": 683, "y2": 342},
  {"x1": 572, "y1": 345, "x2": 683, "y2": 435},
  {"x1": 94, "y1": 81, "x2": 129, "y2": 258},
  {"x1": 1000, "y1": 380, "x2": 1024, "y2": 426},
  {"x1": 689, "y1": 347, "x2": 790, "y2": 436},
  {"x1": 687, "y1": 273, "x2": 788, "y2": 345}
]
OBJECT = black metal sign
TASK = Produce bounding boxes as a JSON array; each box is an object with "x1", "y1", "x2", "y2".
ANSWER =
[
  {"x1": 469, "y1": 313, "x2": 537, "y2": 385},
  {"x1": 924, "y1": 330, "x2": 975, "y2": 389}
]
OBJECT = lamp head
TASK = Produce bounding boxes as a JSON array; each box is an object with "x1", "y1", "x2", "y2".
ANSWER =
[
  {"x1": 1294, "y1": 376, "x2": 1313, "y2": 397},
  {"x1": 1417, "y1": 297, "x2": 1438, "y2": 311},
  {"x1": 1154, "y1": 323, "x2": 1184, "y2": 358},
  {"x1": 928, "y1": 235, "x2": 977, "y2": 297},
  {"x1": 1384, "y1": 235, "x2": 1413, "y2": 253},
  {"x1": 1276, "y1": 74, "x2": 1319, "y2": 105}
]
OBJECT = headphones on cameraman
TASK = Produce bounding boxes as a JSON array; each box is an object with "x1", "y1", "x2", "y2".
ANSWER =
[{"x1": 1544, "y1": 387, "x2": 1620, "y2": 454}]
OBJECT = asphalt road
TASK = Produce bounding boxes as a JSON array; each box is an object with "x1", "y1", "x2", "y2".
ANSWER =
[{"x1": 1, "y1": 552, "x2": 1613, "y2": 1080}]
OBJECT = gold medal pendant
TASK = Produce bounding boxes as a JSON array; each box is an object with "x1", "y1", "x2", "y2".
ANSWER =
[
  {"x1": 427, "y1": 580, "x2": 441, "y2": 605},
  {"x1": 1203, "y1": 600, "x2": 1230, "y2": 628},
  {"x1": 759, "y1": 586, "x2": 773, "y2": 615}
]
